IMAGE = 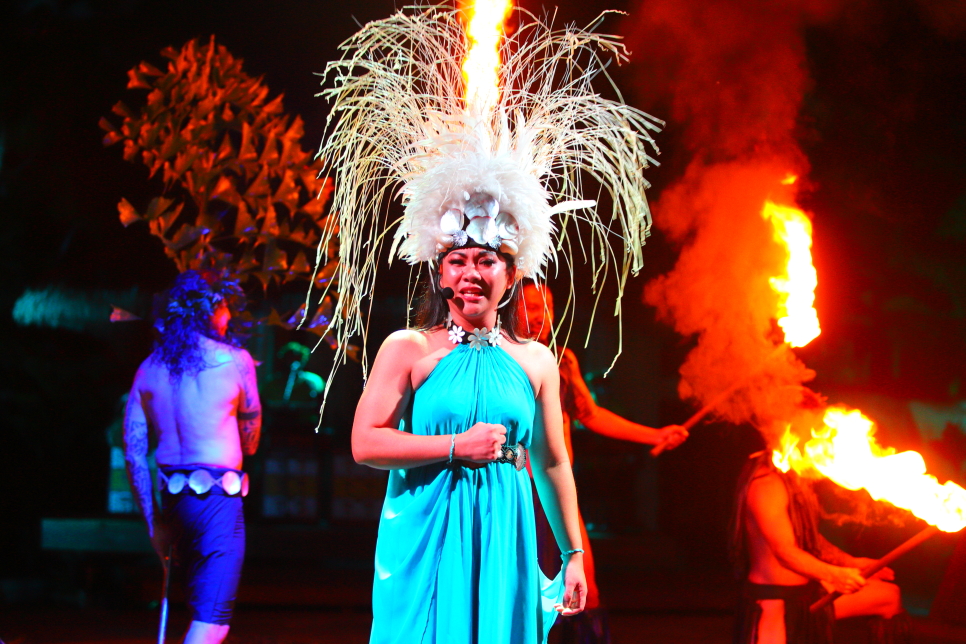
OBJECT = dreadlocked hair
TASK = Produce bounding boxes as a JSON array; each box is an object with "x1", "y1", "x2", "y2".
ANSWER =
[{"x1": 153, "y1": 270, "x2": 246, "y2": 381}]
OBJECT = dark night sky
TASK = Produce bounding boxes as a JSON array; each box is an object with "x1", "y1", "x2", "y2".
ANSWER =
[{"x1": 1, "y1": 0, "x2": 965, "y2": 583}]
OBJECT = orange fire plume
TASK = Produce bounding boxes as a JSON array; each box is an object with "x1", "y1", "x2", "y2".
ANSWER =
[
  {"x1": 462, "y1": 0, "x2": 512, "y2": 115},
  {"x1": 762, "y1": 197, "x2": 821, "y2": 348},
  {"x1": 763, "y1": 184, "x2": 966, "y2": 534},
  {"x1": 773, "y1": 407, "x2": 966, "y2": 533}
]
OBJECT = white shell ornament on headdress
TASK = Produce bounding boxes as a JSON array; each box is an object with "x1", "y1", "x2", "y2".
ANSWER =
[{"x1": 309, "y1": 4, "x2": 663, "y2": 403}]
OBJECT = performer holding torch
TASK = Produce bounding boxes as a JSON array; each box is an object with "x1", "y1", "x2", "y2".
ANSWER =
[
  {"x1": 124, "y1": 271, "x2": 261, "y2": 644},
  {"x1": 732, "y1": 445, "x2": 909, "y2": 644}
]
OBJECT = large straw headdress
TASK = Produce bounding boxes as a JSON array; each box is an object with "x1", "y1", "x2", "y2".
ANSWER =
[{"x1": 310, "y1": 4, "x2": 662, "y2": 400}]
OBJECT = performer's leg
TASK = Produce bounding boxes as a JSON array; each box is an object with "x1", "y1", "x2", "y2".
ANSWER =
[
  {"x1": 754, "y1": 599, "x2": 786, "y2": 644},
  {"x1": 178, "y1": 495, "x2": 246, "y2": 642},
  {"x1": 183, "y1": 621, "x2": 229, "y2": 644},
  {"x1": 551, "y1": 511, "x2": 611, "y2": 643},
  {"x1": 533, "y1": 487, "x2": 602, "y2": 609},
  {"x1": 867, "y1": 612, "x2": 912, "y2": 644},
  {"x1": 833, "y1": 579, "x2": 903, "y2": 620}
]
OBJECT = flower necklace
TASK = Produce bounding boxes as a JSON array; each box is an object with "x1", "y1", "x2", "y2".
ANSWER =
[{"x1": 445, "y1": 312, "x2": 502, "y2": 350}]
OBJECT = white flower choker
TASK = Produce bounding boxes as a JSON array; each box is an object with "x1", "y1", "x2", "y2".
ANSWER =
[{"x1": 445, "y1": 312, "x2": 502, "y2": 350}]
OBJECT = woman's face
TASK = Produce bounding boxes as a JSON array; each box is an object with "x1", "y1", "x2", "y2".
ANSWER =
[{"x1": 439, "y1": 248, "x2": 513, "y2": 320}]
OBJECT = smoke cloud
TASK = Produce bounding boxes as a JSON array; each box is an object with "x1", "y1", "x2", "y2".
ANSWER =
[
  {"x1": 625, "y1": 0, "x2": 855, "y2": 439},
  {"x1": 644, "y1": 160, "x2": 816, "y2": 433}
]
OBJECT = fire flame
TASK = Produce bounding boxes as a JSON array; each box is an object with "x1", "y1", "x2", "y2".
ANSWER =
[
  {"x1": 762, "y1": 185, "x2": 966, "y2": 534},
  {"x1": 462, "y1": 0, "x2": 512, "y2": 115},
  {"x1": 773, "y1": 407, "x2": 966, "y2": 533},
  {"x1": 763, "y1": 200, "x2": 821, "y2": 347}
]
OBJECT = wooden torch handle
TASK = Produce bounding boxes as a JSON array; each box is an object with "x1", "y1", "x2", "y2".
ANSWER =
[{"x1": 809, "y1": 524, "x2": 942, "y2": 613}]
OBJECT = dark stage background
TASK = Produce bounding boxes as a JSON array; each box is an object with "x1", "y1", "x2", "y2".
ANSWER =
[{"x1": 2, "y1": 0, "x2": 965, "y2": 630}]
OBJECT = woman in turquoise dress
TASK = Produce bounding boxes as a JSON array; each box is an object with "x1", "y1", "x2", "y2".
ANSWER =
[{"x1": 352, "y1": 245, "x2": 587, "y2": 644}]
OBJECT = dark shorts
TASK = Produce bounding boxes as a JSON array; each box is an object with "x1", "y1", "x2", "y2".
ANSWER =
[
  {"x1": 161, "y1": 466, "x2": 246, "y2": 626},
  {"x1": 733, "y1": 581, "x2": 834, "y2": 644}
]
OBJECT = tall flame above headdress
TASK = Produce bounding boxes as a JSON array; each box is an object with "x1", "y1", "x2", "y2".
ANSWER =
[{"x1": 311, "y1": 3, "x2": 662, "y2": 390}]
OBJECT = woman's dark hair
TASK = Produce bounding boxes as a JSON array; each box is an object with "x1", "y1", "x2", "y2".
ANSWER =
[
  {"x1": 153, "y1": 270, "x2": 246, "y2": 380},
  {"x1": 413, "y1": 251, "x2": 524, "y2": 342}
]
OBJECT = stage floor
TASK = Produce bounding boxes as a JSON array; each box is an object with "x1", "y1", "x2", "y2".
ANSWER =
[
  {"x1": 17, "y1": 521, "x2": 965, "y2": 643},
  {"x1": 6, "y1": 606, "x2": 966, "y2": 644}
]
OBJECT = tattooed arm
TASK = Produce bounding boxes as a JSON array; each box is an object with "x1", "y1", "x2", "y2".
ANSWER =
[
  {"x1": 232, "y1": 348, "x2": 262, "y2": 456},
  {"x1": 123, "y1": 375, "x2": 167, "y2": 559},
  {"x1": 123, "y1": 382, "x2": 154, "y2": 531}
]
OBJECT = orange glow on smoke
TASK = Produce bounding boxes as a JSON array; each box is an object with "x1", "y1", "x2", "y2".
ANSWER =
[
  {"x1": 773, "y1": 407, "x2": 966, "y2": 532},
  {"x1": 763, "y1": 200, "x2": 821, "y2": 348},
  {"x1": 462, "y1": 0, "x2": 511, "y2": 115}
]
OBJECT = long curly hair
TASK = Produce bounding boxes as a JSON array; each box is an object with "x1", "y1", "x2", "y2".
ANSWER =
[{"x1": 153, "y1": 271, "x2": 246, "y2": 380}]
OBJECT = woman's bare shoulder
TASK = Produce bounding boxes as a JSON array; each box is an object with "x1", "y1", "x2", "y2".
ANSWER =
[
  {"x1": 521, "y1": 338, "x2": 558, "y2": 372},
  {"x1": 747, "y1": 469, "x2": 788, "y2": 504},
  {"x1": 376, "y1": 328, "x2": 441, "y2": 363},
  {"x1": 384, "y1": 328, "x2": 428, "y2": 345}
]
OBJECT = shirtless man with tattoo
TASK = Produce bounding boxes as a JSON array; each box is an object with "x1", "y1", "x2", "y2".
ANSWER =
[
  {"x1": 733, "y1": 450, "x2": 909, "y2": 644},
  {"x1": 124, "y1": 271, "x2": 261, "y2": 644}
]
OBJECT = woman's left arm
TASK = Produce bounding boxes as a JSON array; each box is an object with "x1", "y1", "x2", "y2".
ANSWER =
[{"x1": 528, "y1": 344, "x2": 587, "y2": 615}]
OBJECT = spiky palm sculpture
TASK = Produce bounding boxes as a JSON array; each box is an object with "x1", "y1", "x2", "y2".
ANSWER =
[{"x1": 102, "y1": 36, "x2": 339, "y2": 338}]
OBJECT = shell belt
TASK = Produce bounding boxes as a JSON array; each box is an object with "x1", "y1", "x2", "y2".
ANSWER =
[{"x1": 159, "y1": 467, "x2": 250, "y2": 497}]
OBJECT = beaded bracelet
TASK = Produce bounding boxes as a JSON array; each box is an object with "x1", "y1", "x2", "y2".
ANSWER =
[
  {"x1": 560, "y1": 548, "x2": 585, "y2": 558},
  {"x1": 448, "y1": 434, "x2": 457, "y2": 464}
]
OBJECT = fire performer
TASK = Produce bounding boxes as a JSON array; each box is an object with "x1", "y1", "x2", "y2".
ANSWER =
[
  {"x1": 732, "y1": 448, "x2": 910, "y2": 644},
  {"x1": 124, "y1": 270, "x2": 261, "y2": 644},
  {"x1": 521, "y1": 281, "x2": 687, "y2": 642},
  {"x1": 311, "y1": 3, "x2": 662, "y2": 641}
]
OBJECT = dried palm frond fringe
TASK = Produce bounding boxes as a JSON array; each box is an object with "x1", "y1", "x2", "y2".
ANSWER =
[{"x1": 307, "y1": 4, "x2": 662, "y2": 408}]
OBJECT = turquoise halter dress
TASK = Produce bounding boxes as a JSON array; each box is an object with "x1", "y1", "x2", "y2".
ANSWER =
[{"x1": 369, "y1": 343, "x2": 565, "y2": 643}]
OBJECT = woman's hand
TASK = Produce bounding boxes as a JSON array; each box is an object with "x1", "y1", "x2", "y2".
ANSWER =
[
  {"x1": 555, "y1": 554, "x2": 587, "y2": 615},
  {"x1": 455, "y1": 422, "x2": 506, "y2": 462},
  {"x1": 827, "y1": 565, "x2": 867, "y2": 594}
]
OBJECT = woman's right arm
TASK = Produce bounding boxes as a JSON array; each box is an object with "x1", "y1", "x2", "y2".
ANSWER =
[{"x1": 352, "y1": 331, "x2": 504, "y2": 470}]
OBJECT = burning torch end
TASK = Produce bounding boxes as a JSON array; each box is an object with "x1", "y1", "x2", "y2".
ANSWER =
[{"x1": 809, "y1": 524, "x2": 942, "y2": 613}]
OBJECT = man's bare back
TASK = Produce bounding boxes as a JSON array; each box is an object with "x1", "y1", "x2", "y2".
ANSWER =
[
  {"x1": 122, "y1": 271, "x2": 261, "y2": 644},
  {"x1": 131, "y1": 336, "x2": 261, "y2": 469}
]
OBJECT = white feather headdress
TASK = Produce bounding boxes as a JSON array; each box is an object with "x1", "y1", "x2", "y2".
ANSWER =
[{"x1": 310, "y1": 4, "x2": 662, "y2": 397}]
